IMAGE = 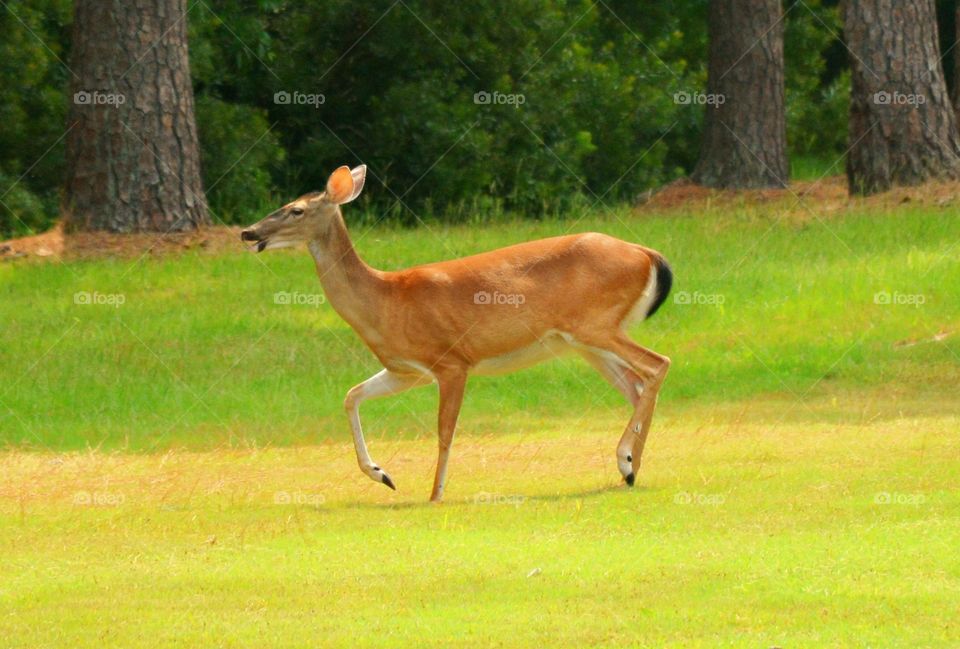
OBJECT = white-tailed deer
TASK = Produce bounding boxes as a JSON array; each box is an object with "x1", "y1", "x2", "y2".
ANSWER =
[{"x1": 241, "y1": 165, "x2": 672, "y2": 502}]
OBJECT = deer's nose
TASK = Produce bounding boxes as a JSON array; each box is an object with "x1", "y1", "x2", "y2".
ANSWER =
[{"x1": 240, "y1": 229, "x2": 259, "y2": 242}]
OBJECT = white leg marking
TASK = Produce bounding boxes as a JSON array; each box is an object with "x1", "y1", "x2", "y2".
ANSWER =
[
  {"x1": 577, "y1": 347, "x2": 644, "y2": 479},
  {"x1": 577, "y1": 347, "x2": 642, "y2": 408},
  {"x1": 345, "y1": 369, "x2": 430, "y2": 485}
]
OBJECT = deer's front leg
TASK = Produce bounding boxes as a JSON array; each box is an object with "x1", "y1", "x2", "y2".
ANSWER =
[
  {"x1": 430, "y1": 369, "x2": 467, "y2": 503},
  {"x1": 345, "y1": 369, "x2": 430, "y2": 491}
]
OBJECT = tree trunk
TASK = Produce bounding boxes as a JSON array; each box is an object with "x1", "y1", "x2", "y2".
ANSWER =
[
  {"x1": 844, "y1": 0, "x2": 960, "y2": 195},
  {"x1": 63, "y1": 0, "x2": 208, "y2": 232},
  {"x1": 953, "y1": 3, "x2": 960, "y2": 116},
  {"x1": 691, "y1": 0, "x2": 788, "y2": 189}
]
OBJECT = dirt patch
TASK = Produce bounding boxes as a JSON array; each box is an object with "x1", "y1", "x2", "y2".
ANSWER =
[
  {"x1": 0, "y1": 222, "x2": 246, "y2": 262},
  {"x1": 5, "y1": 176, "x2": 960, "y2": 262},
  {"x1": 635, "y1": 176, "x2": 848, "y2": 212},
  {"x1": 635, "y1": 175, "x2": 960, "y2": 217}
]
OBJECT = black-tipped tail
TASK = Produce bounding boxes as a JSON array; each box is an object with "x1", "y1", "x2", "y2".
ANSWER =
[{"x1": 645, "y1": 254, "x2": 673, "y2": 319}]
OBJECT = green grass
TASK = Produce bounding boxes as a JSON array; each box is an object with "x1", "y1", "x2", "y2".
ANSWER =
[
  {"x1": 1, "y1": 199, "x2": 959, "y2": 647},
  {"x1": 789, "y1": 153, "x2": 845, "y2": 181},
  {"x1": 1, "y1": 412, "x2": 958, "y2": 647},
  {"x1": 1, "y1": 200, "x2": 958, "y2": 449}
]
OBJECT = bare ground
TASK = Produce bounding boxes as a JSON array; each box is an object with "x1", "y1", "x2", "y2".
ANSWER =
[
  {"x1": 5, "y1": 175, "x2": 960, "y2": 262},
  {"x1": 0, "y1": 222, "x2": 246, "y2": 262}
]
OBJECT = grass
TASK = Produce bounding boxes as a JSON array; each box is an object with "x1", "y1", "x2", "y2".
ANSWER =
[
  {"x1": 1, "y1": 196, "x2": 959, "y2": 646},
  {"x1": 789, "y1": 153, "x2": 845, "y2": 181},
  {"x1": 2, "y1": 410, "x2": 958, "y2": 647},
  {"x1": 1, "y1": 200, "x2": 958, "y2": 449}
]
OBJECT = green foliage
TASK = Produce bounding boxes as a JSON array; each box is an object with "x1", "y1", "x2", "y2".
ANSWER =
[
  {"x1": 0, "y1": 0, "x2": 852, "y2": 236},
  {"x1": 789, "y1": 69, "x2": 850, "y2": 161},
  {"x1": 0, "y1": 0, "x2": 70, "y2": 236},
  {"x1": 0, "y1": 174, "x2": 51, "y2": 236},
  {"x1": 785, "y1": 0, "x2": 848, "y2": 159},
  {"x1": 194, "y1": 96, "x2": 285, "y2": 223},
  {"x1": 257, "y1": 0, "x2": 690, "y2": 218}
]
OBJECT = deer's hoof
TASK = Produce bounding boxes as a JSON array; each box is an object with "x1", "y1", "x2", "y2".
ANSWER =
[
  {"x1": 381, "y1": 472, "x2": 396, "y2": 490},
  {"x1": 624, "y1": 472, "x2": 635, "y2": 487}
]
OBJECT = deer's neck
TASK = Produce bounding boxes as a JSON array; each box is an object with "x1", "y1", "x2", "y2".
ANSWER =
[{"x1": 308, "y1": 214, "x2": 386, "y2": 338}]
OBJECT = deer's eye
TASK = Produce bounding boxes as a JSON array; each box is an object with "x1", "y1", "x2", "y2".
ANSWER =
[{"x1": 291, "y1": 208, "x2": 304, "y2": 217}]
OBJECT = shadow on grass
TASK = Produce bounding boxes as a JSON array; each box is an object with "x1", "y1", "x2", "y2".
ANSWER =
[{"x1": 317, "y1": 482, "x2": 664, "y2": 512}]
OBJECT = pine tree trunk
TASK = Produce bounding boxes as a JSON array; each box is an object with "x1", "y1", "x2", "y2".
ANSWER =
[
  {"x1": 953, "y1": 3, "x2": 960, "y2": 116},
  {"x1": 63, "y1": 0, "x2": 208, "y2": 232},
  {"x1": 844, "y1": 0, "x2": 960, "y2": 195},
  {"x1": 691, "y1": 0, "x2": 788, "y2": 189}
]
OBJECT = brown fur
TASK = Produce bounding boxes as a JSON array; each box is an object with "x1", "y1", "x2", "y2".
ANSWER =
[{"x1": 242, "y1": 165, "x2": 671, "y2": 501}]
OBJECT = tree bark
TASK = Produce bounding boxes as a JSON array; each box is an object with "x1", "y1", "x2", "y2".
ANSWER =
[
  {"x1": 691, "y1": 0, "x2": 788, "y2": 189},
  {"x1": 953, "y1": 3, "x2": 960, "y2": 116},
  {"x1": 63, "y1": 0, "x2": 208, "y2": 232},
  {"x1": 844, "y1": 0, "x2": 960, "y2": 195}
]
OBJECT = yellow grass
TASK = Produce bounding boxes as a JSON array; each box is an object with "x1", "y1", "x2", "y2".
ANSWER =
[{"x1": 3, "y1": 399, "x2": 959, "y2": 647}]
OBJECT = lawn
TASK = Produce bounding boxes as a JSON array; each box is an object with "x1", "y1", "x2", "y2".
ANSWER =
[
  {"x1": 2, "y1": 196, "x2": 957, "y2": 449},
  {"x1": 1, "y1": 194, "x2": 959, "y2": 646}
]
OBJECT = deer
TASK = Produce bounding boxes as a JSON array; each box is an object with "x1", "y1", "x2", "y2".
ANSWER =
[{"x1": 241, "y1": 164, "x2": 673, "y2": 502}]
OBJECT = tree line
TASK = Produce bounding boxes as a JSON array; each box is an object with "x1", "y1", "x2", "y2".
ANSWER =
[
  {"x1": 703, "y1": 0, "x2": 960, "y2": 195},
  {"x1": 0, "y1": 0, "x2": 957, "y2": 236}
]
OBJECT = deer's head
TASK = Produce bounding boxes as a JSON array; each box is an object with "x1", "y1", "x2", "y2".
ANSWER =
[{"x1": 241, "y1": 164, "x2": 366, "y2": 252}]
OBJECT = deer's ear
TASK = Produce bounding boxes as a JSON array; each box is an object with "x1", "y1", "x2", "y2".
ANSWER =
[
  {"x1": 347, "y1": 165, "x2": 366, "y2": 203},
  {"x1": 325, "y1": 166, "x2": 355, "y2": 204},
  {"x1": 325, "y1": 164, "x2": 366, "y2": 205}
]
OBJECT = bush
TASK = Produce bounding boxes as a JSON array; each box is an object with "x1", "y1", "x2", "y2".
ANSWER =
[
  {"x1": 0, "y1": 176, "x2": 52, "y2": 237},
  {"x1": 256, "y1": 0, "x2": 693, "y2": 217},
  {"x1": 785, "y1": 0, "x2": 848, "y2": 160},
  {"x1": 0, "y1": 0, "x2": 70, "y2": 237},
  {"x1": 195, "y1": 96, "x2": 285, "y2": 223}
]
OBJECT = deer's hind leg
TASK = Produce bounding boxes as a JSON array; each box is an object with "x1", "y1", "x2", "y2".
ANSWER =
[{"x1": 577, "y1": 335, "x2": 670, "y2": 485}]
